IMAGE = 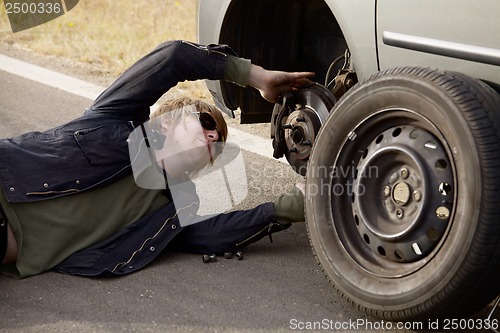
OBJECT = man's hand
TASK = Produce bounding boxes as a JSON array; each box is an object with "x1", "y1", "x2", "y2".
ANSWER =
[{"x1": 247, "y1": 64, "x2": 315, "y2": 103}]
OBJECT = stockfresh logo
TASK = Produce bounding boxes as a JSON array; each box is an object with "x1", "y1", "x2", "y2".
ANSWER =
[{"x1": 4, "y1": 0, "x2": 79, "y2": 32}]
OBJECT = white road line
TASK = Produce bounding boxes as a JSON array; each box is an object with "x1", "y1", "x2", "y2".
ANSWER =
[
  {"x1": 0, "y1": 54, "x2": 104, "y2": 100},
  {"x1": 0, "y1": 53, "x2": 283, "y2": 163}
]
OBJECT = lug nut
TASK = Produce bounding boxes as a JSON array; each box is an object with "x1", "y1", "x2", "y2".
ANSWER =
[
  {"x1": 235, "y1": 251, "x2": 244, "y2": 260},
  {"x1": 202, "y1": 254, "x2": 218, "y2": 263},
  {"x1": 223, "y1": 252, "x2": 233, "y2": 259},
  {"x1": 436, "y1": 206, "x2": 450, "y2": 220},
  {"x1": 400, "y1": 168, "x2": 409, "y2": 179}
]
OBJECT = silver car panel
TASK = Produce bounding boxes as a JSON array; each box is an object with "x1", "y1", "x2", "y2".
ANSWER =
[{"x1": 377, "y1": 0, "x2": 500, "y2": 84}]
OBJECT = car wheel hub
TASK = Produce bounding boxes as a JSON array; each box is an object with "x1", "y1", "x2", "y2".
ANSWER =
[{"x1": 284, "y1": 108, "x2": 320, "y2": 161}]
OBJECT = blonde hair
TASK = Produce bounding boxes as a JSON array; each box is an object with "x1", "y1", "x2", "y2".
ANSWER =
[{"x1": 151, "y1": 96, "x2": 228, "y2": 143}]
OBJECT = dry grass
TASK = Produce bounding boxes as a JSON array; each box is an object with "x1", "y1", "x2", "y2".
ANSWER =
[{"x1": 0, "y1": 0, "x2": 210, "y2": 99}]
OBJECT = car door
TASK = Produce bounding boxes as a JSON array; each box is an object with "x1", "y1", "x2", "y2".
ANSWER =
[{"x1": 376, "y1": 0, "x2": 500, "y2": 84}]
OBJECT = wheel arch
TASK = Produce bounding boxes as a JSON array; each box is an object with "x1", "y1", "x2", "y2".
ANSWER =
[{"x1": 214, "y1": 0, "x2": 377, "y2": 123}]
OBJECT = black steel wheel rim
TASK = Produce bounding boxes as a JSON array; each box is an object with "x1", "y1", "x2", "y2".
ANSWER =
[{"x1": 331, "y1": 109, "x2": 456, "y2": 277}]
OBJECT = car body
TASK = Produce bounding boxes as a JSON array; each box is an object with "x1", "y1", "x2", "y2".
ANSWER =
[
  {"x1": 197, "y1": 0, "x2": 500, "y2": 321},
  {"x1": 198, "y1": 0, "x2": 500, "y2": 121}
]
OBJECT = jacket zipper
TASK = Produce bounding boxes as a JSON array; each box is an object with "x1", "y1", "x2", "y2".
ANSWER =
[
  {"x1": 26, "y1": 189, "x2": 79, "y2": 196},
  {"x1": 111, "y1": 201, "x2": 198, "y2": 272},
  {"x1": 235, "y1": 224, "x2": 273, "y2": 248},
  {"x1": 181, "y1": 40, "x2": 228, "y2": 58}
]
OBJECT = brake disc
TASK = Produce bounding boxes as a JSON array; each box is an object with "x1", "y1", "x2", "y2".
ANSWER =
[{"x1": 271, "y1": 83, "x2": 336, "y2": 175}]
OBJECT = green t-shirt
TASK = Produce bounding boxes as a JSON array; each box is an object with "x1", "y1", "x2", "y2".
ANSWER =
[{"x1": 0, "y1": 175, "x2": 169, "y2": 278}]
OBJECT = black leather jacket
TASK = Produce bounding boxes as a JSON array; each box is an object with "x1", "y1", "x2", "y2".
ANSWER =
[{"x1": 0, "y1": 40, "x2": 232, "y2": 203}]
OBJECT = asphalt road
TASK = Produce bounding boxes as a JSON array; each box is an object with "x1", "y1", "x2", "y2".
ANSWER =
[{"x1": 0, "y1": 51, "x2": 497, "y2": 333}]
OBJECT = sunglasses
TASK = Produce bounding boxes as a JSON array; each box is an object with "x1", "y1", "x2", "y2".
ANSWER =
[
  {"x1": 194, "y1": 112, "x2": 222, "y2": 142},
  {"x1": 193, "y1": 112, "x2": 224, "y2": 160}
]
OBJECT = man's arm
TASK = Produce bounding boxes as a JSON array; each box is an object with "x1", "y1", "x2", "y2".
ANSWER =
[
  {"x1": 224, "y1": 55, "x2": 315, "y2": 103},
  {"x1": 90, "y1": 40, "x2": 314, "y2": 118},
  {"x1": 90, "y1": 41, "x2": 231, "y2": 118}
]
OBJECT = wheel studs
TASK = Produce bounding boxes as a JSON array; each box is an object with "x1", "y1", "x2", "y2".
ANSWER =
[
  {"x1": 400, "y1": 167, "x2": 409, "y2": 179},
  {"x1": 383, "y1": 186, "x2": 391, "y2": 197}
]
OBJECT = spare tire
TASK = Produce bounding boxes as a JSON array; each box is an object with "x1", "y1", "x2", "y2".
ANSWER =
[{"x1": 306, "y1": 66, "x2": 500, "y2": 321}]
